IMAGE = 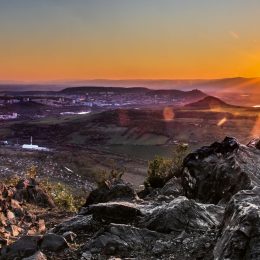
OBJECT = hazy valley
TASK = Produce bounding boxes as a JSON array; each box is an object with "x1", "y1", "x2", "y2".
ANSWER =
[
  {"x1": 1, "y1": 85, "x2": 260, "y2": 259},
  {"x1": 0, "y1": 86, "x2": 258, "y2": 187}
]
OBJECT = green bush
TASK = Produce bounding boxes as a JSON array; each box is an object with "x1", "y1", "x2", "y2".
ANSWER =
[
  {"x1": 93, "y1": 159, "x2": 125, "y2": 188},
  {"x1": 41, "y1": 180, "x2": 85, "y2": 212},
  {"x1": 145, "y1": 144, "x2": 189, "y2": 188},
  {"x1": 94, "y1": 167, "x2": 125, "y2": 188}
]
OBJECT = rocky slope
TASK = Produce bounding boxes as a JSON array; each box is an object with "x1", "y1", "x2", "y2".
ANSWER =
[{"x1": 1, "y1": 137, "x2": 260, "y2": 259}]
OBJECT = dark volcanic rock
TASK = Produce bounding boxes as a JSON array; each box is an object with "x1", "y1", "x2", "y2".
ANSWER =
[
  {"x1": 16, "y1": 178, "x2": 37, "y2": 189},
  {"x1": 62, "y1": 231, "x2": 77, "y2": 243},
  {"x1": 1, "y1": 235, "x2": 42, "y2": 260},
  {"x1": 86, "y1": 202, "x2": 142, "y2": 224},
  {"x1": 182, "y1": 137, "x2": 260, "y2": 204},
  {"x1": 256, "y1": 140, "x2": 260, "y2": 150},
  {"x1": 84, "y1": 223, "x2": 218, "y2": 259},
  {"x1": 1, "y1": 233, "x2": 68, "y2": 259},
  {"x1": 52, "y1": 215, "x2": 100, "y2": 235},
  {"x1": 2, "y1": 137, "x2": 260, "y2": 260},
  {"x1": 160, "y1": 177, "x2": 184, "y2": 197},
  {"x1": 0, "y1": 182, "x2": 47, "y2": 249},
  {"x1": 22, "y1": 251, "x2": 47, "y2": 260},
  {"x1": 14, "y1": 182, "x2": 55, "y2": 208},
  {"x1": 247, "y1": 138, "x2": 260, "y2": 150},
  {"x1": 85, "y1": 224, "x2": 165, "y2": 257},
  {"x1": 214, "y1": 187, "x2": 260, "y2": 260},
  {"x1": 141, "y1": 196, "x2": 221, "y2": 233},
  {"x1": 84, "y1": 179, "x2": 137, "y2": 206},
  {"x1": 40, "y1": 233, "x2": 68, "y2": 252}
]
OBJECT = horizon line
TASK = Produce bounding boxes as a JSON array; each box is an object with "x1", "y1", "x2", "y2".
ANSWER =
[{"x1": 0, "y1": 76, "x2": 260, "y2": 85}]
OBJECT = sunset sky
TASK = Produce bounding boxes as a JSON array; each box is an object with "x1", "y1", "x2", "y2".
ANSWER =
[{"x1": 1, "y1": 0, "x2": 260, "y2": 81}]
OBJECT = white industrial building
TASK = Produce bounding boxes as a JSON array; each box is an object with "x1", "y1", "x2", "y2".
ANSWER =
[{"x1": 22, "y1": 137, "x2": 50, "y2": 151}]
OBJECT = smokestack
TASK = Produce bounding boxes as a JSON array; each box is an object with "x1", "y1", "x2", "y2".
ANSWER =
[{"x1": 30, "y1": 136, "x2": 33, "y2": 145}]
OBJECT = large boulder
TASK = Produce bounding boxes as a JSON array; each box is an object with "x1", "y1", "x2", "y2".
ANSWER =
[
  {"x1": 52, "y1": 215, "x2": 100, "y2": 235},
  {"x1": 86, "y1": 202, "x2": 142, "y2": 224},
  {"x1": 140, "y1": 196, "x2": 222, "y2": 234},
  {"x1": 14, "y1": 179, "x2": 55, "y2": 208},
  {"x1": 0, "y1": 179, "x2": 50, "y2": 250},
  {"x1": 83, "y1": 179, "x2": 138, "y2": 206},
  {"x1": 1, "y1": 235, "x2": 42, "y2": 260},
  {"x1": 40, "y1": 233, "x2": 68, "y2": 252},
  {"x1": 85, "y1": 224, "x2": 165, "y2": 257},
  {"x1": 1, "y1": 233, "x2": 68, "y2": 259},
  {"x1": 214, "y1": 187, "x2": 260, "y2": 260},
  {"x1": 182, "y1": 137, "x2": 260, "y2": 204},
  {"x1": 84, "y1": 223, "x2": 218, "y2": 259},
  {"x1": 22, "y1": 251, "x2": 47, "y2": 260},
  {"x1": 160, "y1": 177, "x2": 184, "y2": 197}
]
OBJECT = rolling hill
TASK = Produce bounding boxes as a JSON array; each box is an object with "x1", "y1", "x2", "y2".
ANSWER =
[{"x1": 184, "y1": 96, "x2": 241, "y2": 110}]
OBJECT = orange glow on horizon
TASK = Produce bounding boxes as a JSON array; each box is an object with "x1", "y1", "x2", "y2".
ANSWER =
[
  {"x1": 251, "y1": 114, "x2": 260, "y2": 137},
  {"x1": 1, "y1": 2, "x2": 260, "y2": 82}
]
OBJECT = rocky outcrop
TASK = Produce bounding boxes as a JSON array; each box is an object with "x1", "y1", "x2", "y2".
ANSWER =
[
  {"x1": 182, "y1": 137, "x2": 260, "y2": 204},
  {"x1": 0, "y1": 180, "x2": 48, "y2": 249},
  {"x1": 1, "y1": 235, "x2": 42, "y2": 260},
  {"x1": 2, "y1": 137, "x2": 260, "y2": 259},
  {"x1": 1, "y1": 233, "x2": 68, "y2": 260},
  {"x1": 14, "y1": 179, "x2": 55, "y2": 208},
  {"x1": 40, "y1": 233, "x2": 68, "y2": 252},
  {"x1": 84, "y1": 179, "x2": 138, "y2": 206},
  {"x1": 52, "y1": 215, "x2": 99, "y2": 235},
  {"x1": 22, "y1": 251, "x2": 47, "y2": 260},
  {"x1": 214, "y1": 187, "x2": 260, "y2": 259},
  {"x1": 141, "y1": 196, "x2": 222, "y2": 233},
  {"x1": 84, "y1": 223, "x2": 218, "y2": 259},
  {"x1": 84, "y1": 224, "x2": 166, "y2": 257},
  {"x1": 0, "y1": 234, "x2": 68, "y2": 260},
  {"x1": 160, "y1": 177, "x2": 183, "y2": 197},
  {"x1": 85, "y1": 201, "x2": 142, "y2": 224}
]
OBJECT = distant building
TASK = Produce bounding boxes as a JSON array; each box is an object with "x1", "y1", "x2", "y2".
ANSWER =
[
  {"x1": 22, "y1": 137, "x2": 50, "y2": 151},
  {"x1": 0, "y1": 112, "x2": 18, "y2": 120}
]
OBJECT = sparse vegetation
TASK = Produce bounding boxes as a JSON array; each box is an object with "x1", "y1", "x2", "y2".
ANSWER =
[
  {"x1": 94, "y1": 166, "x2": 125, "y2": 188},
  {"x1": 26, "y1": 165, "x2": 37, "y2": 179},
  {"x1": 145, "y1": 144, "x2": 189, "y2": 188},
  {"x1": 40, "y1": 179, "x2": 85, "y2": 212},
  {"x1": 2, "y1": 175, "x2": 20, "y2": 187}
]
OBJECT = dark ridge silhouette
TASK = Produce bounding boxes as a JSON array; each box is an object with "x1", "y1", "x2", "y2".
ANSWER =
[{"x1": 184, "y1": 96, "x2": 242, "y2": 109}]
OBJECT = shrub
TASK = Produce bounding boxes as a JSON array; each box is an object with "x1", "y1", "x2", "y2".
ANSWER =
[
  {"x1": 26, "y1": 166, "x2": 37, "y2": 179},
  {"x1": 3, "y1": 166, "x2": 38, "y2": 187},
  {"x1": 2, "y1": 175, "x2": 20, "y2": 187},
  {"x1": 145, "y1": 143, "x2": 189, "y2": 188},
  {"x1": 40, "y1": 180, "x2": 85, "y2": 212},
  {"x1": 94, "y1": 167, "x2": 125, "y2": 188}
]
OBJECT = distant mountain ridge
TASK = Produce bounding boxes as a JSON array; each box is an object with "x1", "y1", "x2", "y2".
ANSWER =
[
  {"x1": 1, "y1": 77, "x2": 260, "y2": 92},
  {"x1": 1, "y1": 77, "x2": 260, "y2": 106},
  {"x1": 60, "y1": 86, "x2": 149, "y2": 94},
  {"x1": 60, "y1": 86, "x2": 206, "y2": 98}
]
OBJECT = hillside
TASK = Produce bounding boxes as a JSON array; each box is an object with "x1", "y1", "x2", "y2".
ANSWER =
[
  {"x1": 60, "y1": 86, "x2": 149, "y2": 95},
  {"x1": 1, "y1": 137, "x2": 260, "y2": 259},
  {"x1": 184, "y1": 96, "x2": 241, "y2": 110},
  {"x1": 1, "y1": 77, "x2": 260, "y2": 105},
  {"x1": 0, "y1": 101, "x2": 46, "y2": 115},
  {"x1": 59, "y1": 86, "x2": 206, "y2": 99}
]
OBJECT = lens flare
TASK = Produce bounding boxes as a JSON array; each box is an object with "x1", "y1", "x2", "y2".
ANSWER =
[
  {"x1": 163, "y1": 107, "x2": 175, "y2": 121},
  {"x1": 217, "y1": 117, "x2": 227, "y2": 126},
  {"x1": 251, "y1": 113, "x2": 260, "y2": 137},
  {"x1": 118, "y1": 110, "x2": 130, "y2": 126}
]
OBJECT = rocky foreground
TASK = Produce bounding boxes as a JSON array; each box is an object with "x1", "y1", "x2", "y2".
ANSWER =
[{"x1": 1, "y1": 137, "x2": 260, "y2": 259}]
